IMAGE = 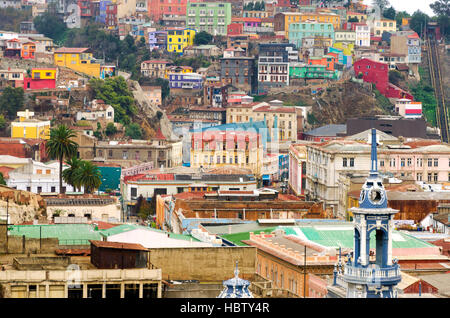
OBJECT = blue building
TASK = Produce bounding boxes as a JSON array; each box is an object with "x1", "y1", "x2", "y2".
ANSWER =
[
  {"x1": 332, "y1": 129, "x2": 401, "y2": 298},
  {"x1": 278, "y1": 154, "x2": 289, "y2": 182},
  {"x1": 288, "y1": 22, "x2": 335, "y2": 49},
  {"x1": 96, "y1": 0, "x2": 111, "y2": 24},
  {"x1": 169, "y1": 72, "x2": 203, "y2": 90}
]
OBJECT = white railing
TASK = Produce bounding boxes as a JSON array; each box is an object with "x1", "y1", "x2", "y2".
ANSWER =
[{"x1": 343, "y1": 265, "x2": 400, "y2": 280}]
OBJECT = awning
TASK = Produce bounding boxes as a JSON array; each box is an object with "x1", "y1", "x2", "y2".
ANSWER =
[{"x1": 262, "y1": 175, "x2": 271, "y2": 181}]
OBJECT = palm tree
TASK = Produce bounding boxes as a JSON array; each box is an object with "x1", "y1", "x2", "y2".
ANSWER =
[
  {"x1": 73, "y1": 161, "x2": 102, "y2": 194},
  {"x1": 46, "y1": 125, "x2": 78, "y2": 194},
  {"x1": 62, "y1": 156, "x2": 83, "y2": 192}
]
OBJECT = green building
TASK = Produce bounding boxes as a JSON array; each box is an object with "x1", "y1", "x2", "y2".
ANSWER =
[
  {"x1": 186, "y1": 2, "x2": 232, "y2": 36},
  {"x1": 288, "y1": 22, "x2": 334, "y2": 48},
  {"x1": 290, "y1": 63, "x2": 341, "y2": 80}
]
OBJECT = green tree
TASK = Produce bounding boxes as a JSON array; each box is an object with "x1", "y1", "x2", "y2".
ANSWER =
[
  {"x1": 0, "y1": 114, "x2": 6, "y2": 131},
  {"x1": 136, "y1": 195, "x2": 154, "y2": 220},
  {"x1": 105, "y1": 122, "x2": 118, "y2": 136},
  {"x1": 46, "y1": 125, "x2": 79, "y2": 194},
  {"x1": 0, "y1": 7, "x2": 32, "y2": 32},
  {"x1": 430, "y1": 0, "x2": 450, "y2": 16},
  {"x1": 89, "y1": 76, "x2": 136, "y2": 124},
  {"x1": 410, "y1": 10, "x2": 431, "y2": 37},
  {"x1": 348, "y1": 17, "x2": 359, "y2": 23},
  {"x1": 0, "y1": 86, "x2": 24, "y2": 119},
  {"x1": 0, "y1": 172, "x2": 6, "y2": 186},
  {"x1": 125, "y1": 123, "x2": 143, "y2": 139},
  {"x1": 62, "y1": 157, "x2": 83, "y2": 192},
  {"x1": 389, "y1": 70, "x2": 404, "y2": 86},
  {"x1": 194, "y1": 31, "x2": 213, "y2": 45},
  {"x1": 33, "y1": 12, "x2": 68, "y2": 44},
  {"x1": 372, "y1": 0, "x2": 390, "y2": 11},
  {"x1": 72, "y1": 161, "x2": 102, "y2": 194},
  {"x1": 383, "y1": 7, "x2": 396, "y2": 20}
]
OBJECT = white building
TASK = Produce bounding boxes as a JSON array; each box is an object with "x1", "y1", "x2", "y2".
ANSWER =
[
  {"x1": 6, "y1": 160, "x2": 83, "y2": 194},
  {"x1": 394, "y1": 99, "x2": 422, "y2": 118},
  {"x1": 334, "y1": 30, "x2": 356, "y2": 43},
  {"x1": 76, "y1": 99, "x2": 114, "y2": 123},
  {"x1": 354, "y1": 23, "x2": 370, "y2": 47}
]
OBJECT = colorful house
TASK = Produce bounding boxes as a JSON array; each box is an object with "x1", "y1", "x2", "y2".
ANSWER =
[
  {"x1": 308, "y1": 55, "x2": 337, "y2": 71},
  {"x1": 186, "y1": 2, "x2": 232, "y2": 36},
  {"x1": 11, "y1": 109, "x2": 50, "y2": 140},
  {"x1": 290, "y1": 63, "x2": 341, "y2": 80},
  {"x1": 288, "y1": 22, "x2": 334, "y2": 48},
  {"x1": 54, "y1": 47, "x2": 101, "y2": 77},
  {"x1": 274, "y1": 12, "x2": 341, "y2": 38},
  {"x1": 23, "y1": 68, "x2": 57, "y2": 90},
  {"x1": 21, "y1": 41, "x2": 36, "y2": 59},
  {"x1": 166, "y1": 28, "x2": 196, "y2": 54}
]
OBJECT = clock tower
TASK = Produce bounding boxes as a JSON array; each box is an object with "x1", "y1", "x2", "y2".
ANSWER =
[{"x1": 335, "y1": 128, "x2": 402, "y2": 298}]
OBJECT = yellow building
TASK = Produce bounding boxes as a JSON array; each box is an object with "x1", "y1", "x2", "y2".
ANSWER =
[
  {"x1": 166, "y1": 28, "x2": 196, "y2": 54},
  {"x1": 54, "y1": 47, "x2": 101, "y2": 77},
  {"x1": 30, "y1": 68, "x2": 57, "y2": 80},
  {"x1": 275, "y1": 12, "x2": 341, "y2": 38},
  {"x1": 11, "y1": 109, "x2": 50, "y2": 140},
  {"x1": 346, "y1": 12, "x2": 367, "y2": 22},
  {"x1": 373, "y1": 19, "x2": 396, "y2": 36}
]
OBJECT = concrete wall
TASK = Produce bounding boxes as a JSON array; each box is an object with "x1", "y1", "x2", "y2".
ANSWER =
[
  {"x1": 0, "y1": 236, "x2": 59, "y2": 254},
  {"x1": 148, "y1": 247, "x2": 257, "y2": 281}
]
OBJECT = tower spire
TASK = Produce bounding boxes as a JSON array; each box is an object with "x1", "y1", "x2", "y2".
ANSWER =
[{"x1": 370, "y1": 128, "x2": 378, "y2": 175}]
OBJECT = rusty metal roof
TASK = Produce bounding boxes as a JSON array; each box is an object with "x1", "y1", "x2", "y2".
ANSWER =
[{"x1": 89, "y1": 240, "x2": 148, "y2": 251}]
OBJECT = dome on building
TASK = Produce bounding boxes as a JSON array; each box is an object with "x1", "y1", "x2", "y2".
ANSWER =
[{"x1": 217, "y1": 262, "x2": 253, "y2": 298}]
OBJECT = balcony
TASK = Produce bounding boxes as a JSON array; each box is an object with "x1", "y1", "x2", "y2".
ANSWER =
[{"x1": 342, "y1": 264, "x2": 401, "y2": 285}]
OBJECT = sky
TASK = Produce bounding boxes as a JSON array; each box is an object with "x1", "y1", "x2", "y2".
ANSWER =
[{"x1": 362, "y1": 0, "x2": 436, "y2": 16}]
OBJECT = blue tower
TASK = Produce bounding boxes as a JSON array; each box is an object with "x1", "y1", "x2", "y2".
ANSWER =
[
  {"x1": 335, "y1": 128, "x2": 401, "y2": 298},
  {"x1": 217, "y1": 262, "x2": 253, "y2": 298}
]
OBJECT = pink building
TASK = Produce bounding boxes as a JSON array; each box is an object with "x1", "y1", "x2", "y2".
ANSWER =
[
  {"x1": 395, "y1": 99, "x2": 422, "y2": 118},
  {"x1": 289, "y1": 143, "x2": 309, "y2": 196}
]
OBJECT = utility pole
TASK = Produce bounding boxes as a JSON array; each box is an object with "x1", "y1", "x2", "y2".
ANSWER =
[
  {"x1": 303, "y1": 244, "x2": 306, "y2": 298},
  {"x1": 5, "y1": 198, "x2": 9, "y2": 254}
]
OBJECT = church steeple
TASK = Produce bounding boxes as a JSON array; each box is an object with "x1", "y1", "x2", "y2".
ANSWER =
[{"x1": 370, "y1": 128, "x2": 378, "y2": 176}]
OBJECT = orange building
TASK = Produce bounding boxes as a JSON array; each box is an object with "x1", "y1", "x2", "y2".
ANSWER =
[
  {"x1": 21, "y1": 42, "x2": 36, "y2": 59},
  {"x1": 308, "y1": 54, "x2": 337, "y2": 71},
  {"x1": 243, "y1": 231, "x2": 336, "y2": 297}
]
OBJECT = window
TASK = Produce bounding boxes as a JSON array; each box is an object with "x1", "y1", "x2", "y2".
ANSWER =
[
  {"x1": 433, "y1": 173, "x2": 438, "y2": 182},
  {"x1": 122, "y1": 151, "x2": 128, "y2": 159},
  {"x1": 434, "y1": 158, "x2": 438, "y2": 167},
  {"x1": 131, "y1": 187, "x2": 137, "y2": 198},
  {"x1": 417, "y1": 158, "x2": 423, "y2": 167},
  {"x1": 349, "y1": 158, "x2": 354, "y2": 167},
  {"x1": 428, "y1": 158, "x2": 433, "y2": 167},
  {"x1": 380, "y1": 160, "x2": 385, "y2": 167},
  {"x1": 407, "y1": 158, "x2": 412, "y2": 167},
  {"x1": 400, "y1": 158, "x2": 405, "y2": 167},
  {"x1": 417, "y1": 173, "x2": 422, "y2": 181},
  {"x1": 51, "y1": 186, "x2": 56, "y2": 192},
  {"x1": 342, "y1": 158, "x2": 347, "y2": 167},
  {"x1": 390, "y1": 158, "x2": 396, "y2": 167},
  {"x1": 427, "y1": 173, "x2": 432, "y2": 182}
]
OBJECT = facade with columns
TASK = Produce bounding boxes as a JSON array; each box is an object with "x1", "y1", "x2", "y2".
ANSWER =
[{"x1": 0, "y1": 268, "x2": 162, "y2": 298}]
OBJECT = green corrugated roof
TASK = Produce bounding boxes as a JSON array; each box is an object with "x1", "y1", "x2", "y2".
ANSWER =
[
  {"x1": 280, "y1": 226, "x2": 436, "y2": 249},
  {"x1": 221, "y1": 227, "x2": 277, "y2": 246},
  {"x1": 9, "y1": 224, "x2": 102, "y2": 245},
  {"x1": 219, "y1": 224, "x2": 435, "y2": 249}
]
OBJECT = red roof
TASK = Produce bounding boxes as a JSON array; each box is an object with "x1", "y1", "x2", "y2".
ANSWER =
[
  {"x1": 154, "y1": 128, "x2": 166, "y2": 140},
  {"x1": 253, "y1": 105, "x2": 296, "y2": 113},
  {"x1": 173, "y1": 191, "x2": 209, "y2": 200},
  {"x1": 90, "y1": 221, "x2": 119, "y2": 230}
]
